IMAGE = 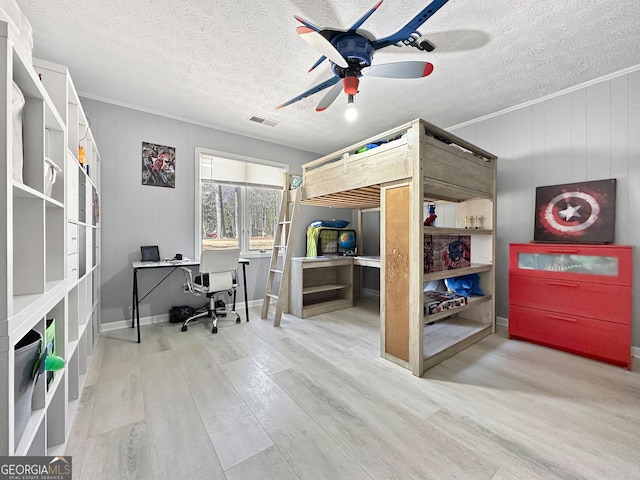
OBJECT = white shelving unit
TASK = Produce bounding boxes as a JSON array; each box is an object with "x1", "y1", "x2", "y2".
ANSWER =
[
  {"x1": 289, "y1": 257, "x2": 354, "y2": 318},
  {"x1": 0, "y1": 20, "x2": 101, "y2": 455}
]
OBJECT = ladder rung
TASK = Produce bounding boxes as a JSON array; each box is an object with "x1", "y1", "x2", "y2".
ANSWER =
[
  {"x1": 274, "y1": 245, "x2": 287, "y2": 249},
  {"x1": 279, "y1": 221, "x2": 292, "y2": 225},
  {"x1": 266, "y1": 293, "x2": 278, "y2": 300},
  {"x1": 270, "y1": 269, "x2": 283, "y2": 274}
]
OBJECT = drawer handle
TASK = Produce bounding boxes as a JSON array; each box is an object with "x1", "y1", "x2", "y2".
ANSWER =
[
  {"x1": 547, "y1": 248, "x2": 580, "y2": 254},
  {"x1": 546, "y1": 281, "x2": 579, "y2": 288},
  {"x1": 546, "y1": 314, "x2": 578, "y2": 323}
]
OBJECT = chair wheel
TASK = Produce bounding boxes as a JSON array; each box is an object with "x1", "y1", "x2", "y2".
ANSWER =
[
  {"x1": 236, "y1": 318, "x2": 241, "y2": 324},
  {"x1": 181, "y1": 325, "x2": 188, "y2": 332},
  {"x1": 212, "y1": 326, "x2": 218, "y2": 334}
]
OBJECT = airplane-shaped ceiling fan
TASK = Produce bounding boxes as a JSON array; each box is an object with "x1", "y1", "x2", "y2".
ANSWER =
[{"x1": 276, "y1": 0, "x2": 451, "y2": 114}]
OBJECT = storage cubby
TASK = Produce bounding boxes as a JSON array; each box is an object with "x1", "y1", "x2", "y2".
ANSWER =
[
  {"x1": 289, "y1": 257, "x2": 354, "y2": 318},
  {"x1": 45, "y1": 203, "x2": 65, "y2": 286},
  {"x1": 25, "y1": 422, "x2": 45, "y2": 456},
  {"x1": 67, "y1": 350, "x2": 79, "y2": 402},
  {"x1": 46, "y1": 371, "x2": 66, "y2": 450},
  {"x1": 67, "y1": 285, "x2": 79, "y2": 344},
  {"x1": 12, "y1": 193, "x2": 45, "y2": 301},
  {"x1": 1, "y1": 26, "x2": 101, "y2": 455}
]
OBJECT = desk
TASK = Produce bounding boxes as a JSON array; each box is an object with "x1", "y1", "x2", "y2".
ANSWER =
[
  {"x1": 132, "y1": 258, "x2": 249, "y2": 343},
  {"x1": 353, "y1": 255, "x2": 380, "y2": 299}
]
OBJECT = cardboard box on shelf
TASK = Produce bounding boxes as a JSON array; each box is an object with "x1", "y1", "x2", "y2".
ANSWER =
[
  {"x1": 423, "y1": 291, "x2": 467, "y2": 315},
  {"x1": 424, "y1": 235, "x2": 471, "y2": 273}
]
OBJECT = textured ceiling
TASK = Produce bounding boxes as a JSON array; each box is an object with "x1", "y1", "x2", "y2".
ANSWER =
[{"x1": 18, "y1": 0, "x2": 640, "y2": 155}]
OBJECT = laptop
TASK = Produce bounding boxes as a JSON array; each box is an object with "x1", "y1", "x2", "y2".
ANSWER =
[{"x1": 140, "y1": 245, "x2": 160, "y2": 262}]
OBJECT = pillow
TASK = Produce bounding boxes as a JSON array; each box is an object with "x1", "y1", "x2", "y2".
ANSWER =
[
  {"x1": 322, "y1": 219, "x2": 350, "y2": 228},
  {"x1": 444, "y1": 274, "x2": 485, "y2": 297}
]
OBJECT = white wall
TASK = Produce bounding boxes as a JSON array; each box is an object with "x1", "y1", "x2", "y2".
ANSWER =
[
  {"x1": 81, "y1": 99, "x2": 351, "y2": 325},
  {"x1": 450, "y1": 69, "x2": 640, "y2": 347}
]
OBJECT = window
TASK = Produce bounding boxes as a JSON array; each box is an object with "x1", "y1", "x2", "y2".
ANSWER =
[{"x1": 196, "y1": 148, "x2": 286, "y2": 254}]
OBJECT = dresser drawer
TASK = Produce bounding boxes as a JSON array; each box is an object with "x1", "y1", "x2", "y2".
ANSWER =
[
  {"x1": 508, "y1": 305, "x2": 631, "y2": 367},
  {"x1": 509, "y1": 275, "x2": 631, "y2": 325},
  {"x1": 509, "y1": 243, "x2": 632, "y2": 286}
]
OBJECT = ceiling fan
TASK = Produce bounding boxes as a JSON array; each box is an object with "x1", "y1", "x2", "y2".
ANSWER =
[{"x1": 276, "y1": 0, "x2": 451, "y2": 115}]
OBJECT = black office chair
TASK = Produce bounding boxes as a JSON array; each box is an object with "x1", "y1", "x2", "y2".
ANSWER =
[{"x1": 181, "y1": 248, "x2": 241, "y2": 333}]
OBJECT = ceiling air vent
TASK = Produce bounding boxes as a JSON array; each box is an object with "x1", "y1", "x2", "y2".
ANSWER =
[{"x1": 248, "y1": 115, "x2": 278, "y2": 127}]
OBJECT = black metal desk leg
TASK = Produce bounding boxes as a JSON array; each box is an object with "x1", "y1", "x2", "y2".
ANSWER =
[
  {"x1": 132, "y1": 269, "x2": 138, "y2": 328},
  {"x1": 133, "y1": 268, "x2": 141, "y2": 343},
  {"x1": 136, "y1": 282, "x2": 141, "y2": 343},
  {"x1": 242, "y1": 263, "x2": 249, "y2": 322}
]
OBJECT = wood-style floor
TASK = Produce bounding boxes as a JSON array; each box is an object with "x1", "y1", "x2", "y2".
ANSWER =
[{"x1": 67, "y1": 299, "x2": 640, "y2": 480}]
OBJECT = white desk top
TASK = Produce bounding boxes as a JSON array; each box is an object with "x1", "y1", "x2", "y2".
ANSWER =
[
  {"x1": 291, "y1": 255, "x2": 380, "y2": 268},
  {"x1": 132, "y1": 258, "x2": 250, "y2": 269},
  {"x1": 132, "y1": 259, "x2": 199, "y2": 269}
]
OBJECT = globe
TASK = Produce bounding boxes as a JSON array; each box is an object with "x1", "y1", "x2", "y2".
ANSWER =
[{"x1": 339, "y1": 231, "x2": 356, "y2": 250}]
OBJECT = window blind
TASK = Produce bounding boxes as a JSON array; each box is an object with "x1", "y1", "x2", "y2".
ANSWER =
[{"x1": 200, "y1": 154, "x2": 284, "y2": 189}]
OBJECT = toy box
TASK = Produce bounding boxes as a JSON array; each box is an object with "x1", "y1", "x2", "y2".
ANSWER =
[{"x1": 424, "y1": 235, "x2": 471, "y2": 273}]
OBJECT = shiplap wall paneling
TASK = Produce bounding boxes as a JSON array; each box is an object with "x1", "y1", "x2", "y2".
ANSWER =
[{"x1": 451, "y1": 69, "x2": 640, "y2": 348}]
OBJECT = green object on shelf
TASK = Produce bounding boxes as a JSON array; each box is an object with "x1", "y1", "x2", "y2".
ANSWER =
[
  {"x1": 45, "y1": 318, "x2": 56, "y2": 387},
  {"x1": 45, "y1": 354, "x2": 65, "y2": 371}
]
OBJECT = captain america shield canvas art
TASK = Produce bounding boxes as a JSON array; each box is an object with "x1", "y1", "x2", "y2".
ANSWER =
[{"x1": 533, "y1": 179, "x2": 616, "y2": 243}]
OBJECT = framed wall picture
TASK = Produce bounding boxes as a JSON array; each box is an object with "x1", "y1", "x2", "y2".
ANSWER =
[
  {"x1": 534, "y1": 179, "x2": 616, "y2": 244},
  {"x1": 142, "y1": 142, "x2": 175, "y2": 188}
]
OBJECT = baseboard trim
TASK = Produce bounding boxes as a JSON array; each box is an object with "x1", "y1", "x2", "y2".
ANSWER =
[{"x1": 99, "y1": 300, "x2": 261, "y2": 332}]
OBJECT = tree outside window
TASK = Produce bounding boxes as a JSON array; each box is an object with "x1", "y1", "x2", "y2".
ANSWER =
[{"x1": 197, "y1": 149, "x2": 286, "y2": 253}]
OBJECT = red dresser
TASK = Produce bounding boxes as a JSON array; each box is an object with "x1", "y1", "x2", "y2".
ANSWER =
[{"x1": 509, "y1": 243, "x2": 633, "y2": 369}]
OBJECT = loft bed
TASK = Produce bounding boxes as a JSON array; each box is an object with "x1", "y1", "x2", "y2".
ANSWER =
[
  {"x1": 301, "y1": 118, "x2": 495, "y2": 208},
  {"x1": 297, "y1": 118, "x2": 498, "y2": 377}
]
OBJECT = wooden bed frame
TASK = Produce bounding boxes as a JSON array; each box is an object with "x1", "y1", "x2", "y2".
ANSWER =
[{"x1": 298, "y1": 118, "x2": 498, "y2": 376}]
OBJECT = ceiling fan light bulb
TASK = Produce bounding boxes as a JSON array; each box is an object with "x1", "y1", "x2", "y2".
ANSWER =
[{"x1": 345, "y1": 105, "x2": 358, "y2": 121}]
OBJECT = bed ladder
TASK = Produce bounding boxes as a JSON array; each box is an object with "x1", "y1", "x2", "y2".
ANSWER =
[{"x1": 261, "y1": 186, "x2": 301, "y2": 326}]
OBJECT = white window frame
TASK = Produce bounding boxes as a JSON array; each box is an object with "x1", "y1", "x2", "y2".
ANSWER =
[{"x1": 195, "y1": 147, "x2": 287, "y2": 258}]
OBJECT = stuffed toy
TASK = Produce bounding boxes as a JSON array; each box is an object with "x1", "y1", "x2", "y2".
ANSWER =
[{"x1": 445, "y1": 273, "x2": 485, "y2": 297}]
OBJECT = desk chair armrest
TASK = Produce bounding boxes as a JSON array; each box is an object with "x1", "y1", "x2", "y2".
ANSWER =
[{"x1": 181, "y1": 267, "x2": 199, "y2": 295}]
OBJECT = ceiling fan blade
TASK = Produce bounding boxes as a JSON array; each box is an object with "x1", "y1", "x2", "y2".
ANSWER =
[
  {"x1": 348, "y1": 0, "x2": 384, "y2": 31},
  {"x1": 276, "y1": 76, "x2": 340, "y2": 109},
  {"x1": 296, "y1": 26, "x2": 348, "y2": 68},
  {"x1": 308, "y1": 55, "x2": 327, "y2": 73},
  {"x1": 361, "y1": 61, "x2": 434, "y2": 78},
  {"x1": 316, "y1": 83, "x2": 343, "y2": 111},
  {"x1": 294, "y1": 15, "x2": 321, "y2": 32},
  {"x1": 372, "y1": 0, "x2": 451, "y2": 50}
]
